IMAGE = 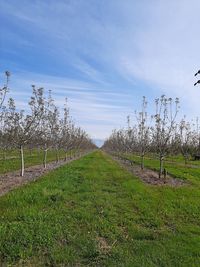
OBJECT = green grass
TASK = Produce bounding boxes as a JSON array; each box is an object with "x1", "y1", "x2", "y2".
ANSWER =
[
  {"x1": 0, "y1": 149, "x2": 74, "y2": 174},
  {"x1": 122, "y1": 153, "x2": 200, "y2": 186},
  {"x1": 0, "y1": 151, "x2": 200, "y2": 266},
  {"x1": 125, "y1": 152, "x2": 200, "y2": 166}
]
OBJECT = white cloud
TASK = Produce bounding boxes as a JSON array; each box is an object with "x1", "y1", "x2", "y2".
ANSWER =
[
  {"x1": 115, "y1": 0, "x2": 200, "y2": 117},
  {"x1": 7, "y1": 71, "x2": 132, "y2": 139},
  {"x1": 1, "y1": 0, "x2": 200, "y2": 139}
]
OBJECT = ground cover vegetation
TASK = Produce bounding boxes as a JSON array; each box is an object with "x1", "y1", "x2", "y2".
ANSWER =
[{"x1": 0, "y1": 151, "x2": 199, "y2": 266}]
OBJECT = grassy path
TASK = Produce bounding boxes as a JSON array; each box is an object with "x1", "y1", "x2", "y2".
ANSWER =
[{"x1": 0, "y1": 151, "x2": 199, "y2": 266}]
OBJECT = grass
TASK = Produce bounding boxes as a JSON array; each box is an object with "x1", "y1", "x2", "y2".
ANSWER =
[
  {"x1": 125, "y1": 152, "x2": 200, "y2": 166},
  {"x1": 122, "y1": 153, "x2": 200, "y2": 185},
  {"x1": 0, "y1": 150, "x2": 200, "y2": 266},
  {"x1": 0, "y1": 149, "x2": 74, "y2": 174}
]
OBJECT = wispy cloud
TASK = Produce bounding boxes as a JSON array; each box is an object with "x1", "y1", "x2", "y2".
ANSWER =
[
  {"x1": 1, "y1": 0, "x2": 200, "y2": 139},
  {"x1": 8, "y1": 71, "x2": 132, "y2": 139}
]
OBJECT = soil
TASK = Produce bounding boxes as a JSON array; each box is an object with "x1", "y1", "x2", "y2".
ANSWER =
[
  {"x1": 111, "y1": 155, "x2": 186, "y2": 187},
  {"x1": 0, "y1": 153, "x2": 90, "y2": 197},
  {"x1": 97, "y1": 236, "x2": 117, "y2": 255}
]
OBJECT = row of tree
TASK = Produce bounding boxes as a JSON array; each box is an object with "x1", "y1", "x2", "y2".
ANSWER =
[
  {"x1": 103, "y1": 95, "x2": 200, "y2": 178},
  {"x1": 0, "y1": 71, "x2": 96, "y2": 176}
]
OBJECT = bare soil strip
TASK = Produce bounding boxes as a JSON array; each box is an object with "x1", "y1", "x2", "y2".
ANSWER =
[
  {"x1": 110, "y1": 155, "x2": 186, "y2": 187},
  {"x1": 0, "y1": 153, "x2": 90, "y2": 197}
]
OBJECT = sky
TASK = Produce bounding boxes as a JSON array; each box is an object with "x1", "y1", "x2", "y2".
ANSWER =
[{"x1": 1, "y1": 0, "x2": 200, "y2": 144}]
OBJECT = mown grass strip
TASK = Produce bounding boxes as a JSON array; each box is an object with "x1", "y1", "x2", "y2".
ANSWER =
[{"x1": 0, "y1": 151, "x2": 199, "y2": 266}]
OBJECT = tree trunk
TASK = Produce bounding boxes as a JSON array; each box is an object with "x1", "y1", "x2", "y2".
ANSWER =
[
  {"x1": 184, "y1": 156, "x2": 187, "y2": 166},
  {"x1": 20, "y1": 145, "x2": 24, "y2": 177},
  {"x1": 159, "y1": 155, "x2": 164, "y2": 179},
  {"x1": 56, "y1": 149, "x2": 59, "y2": 163},
  {"x1": 37, "y1": 147, "x2": 40, "y2": 157},
  {"x1": 43, "y1": 149, "x2": 47, "y2": 169},
  {"x1": 141, "y1": 153, "x2": 144, "y2": 170},
  {"x1": 198, "y1": 138, "x2": 200, "y2": 155},
  {"x1": 64, "y1": 151, "x2": 67, "y2": 161},
  {"x1": 3, "y1": 150, "x2": 6, "y2": 160},
  {"x1": 184, "y1": 154, "x2": 188, "y2": 165}
]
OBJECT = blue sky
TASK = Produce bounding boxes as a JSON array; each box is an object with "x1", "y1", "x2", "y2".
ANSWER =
[{"x1": 1, "y1": 0, "x2": 200, "y2": 142}]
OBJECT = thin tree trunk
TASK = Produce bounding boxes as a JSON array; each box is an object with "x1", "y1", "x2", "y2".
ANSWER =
[
  {"x1": 159, "y1": 155, "x2": 163, "y2": 179},
  {"x1": 184, "y1": 154, "x2": 188, "y2": 165},
  {"x1": 20, "y1": 145, "x2": 24, "y2": 177},
  {"x1": 37, "y1": 147, "x2": 40, "y2": 157},
  {"x1": 43, "y1": 149, "x2": 47, "y2": 169},
  {"x1": 141, "y1": 153, "x2": 144, "y2": 170},
  {"x1": 56, "y1": 149, "x2": 59, "y2": 163},
  {"x1": 3, "y1": 150, "x2": 6, "y2": 160},
  {"x1": 64, "y1": 151, "x2": 67, "y2": 161},
  {"x1": 184, "y1": 156, "x2": 187, "y2": 166}
]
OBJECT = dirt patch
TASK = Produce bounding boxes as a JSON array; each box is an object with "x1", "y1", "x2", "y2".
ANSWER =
[
  {"x1": 111, "y1": 155, "x2": 186, "y2": 187},
  {"x1": 97, "y1": 237, "x2": 116, "y2": 254},
  {"x1": 0, "y1": 152, "x2": 91, "y2": 197},
  {"x1": 97, "y1": 237, "x2": 111, "y2": 253}
]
